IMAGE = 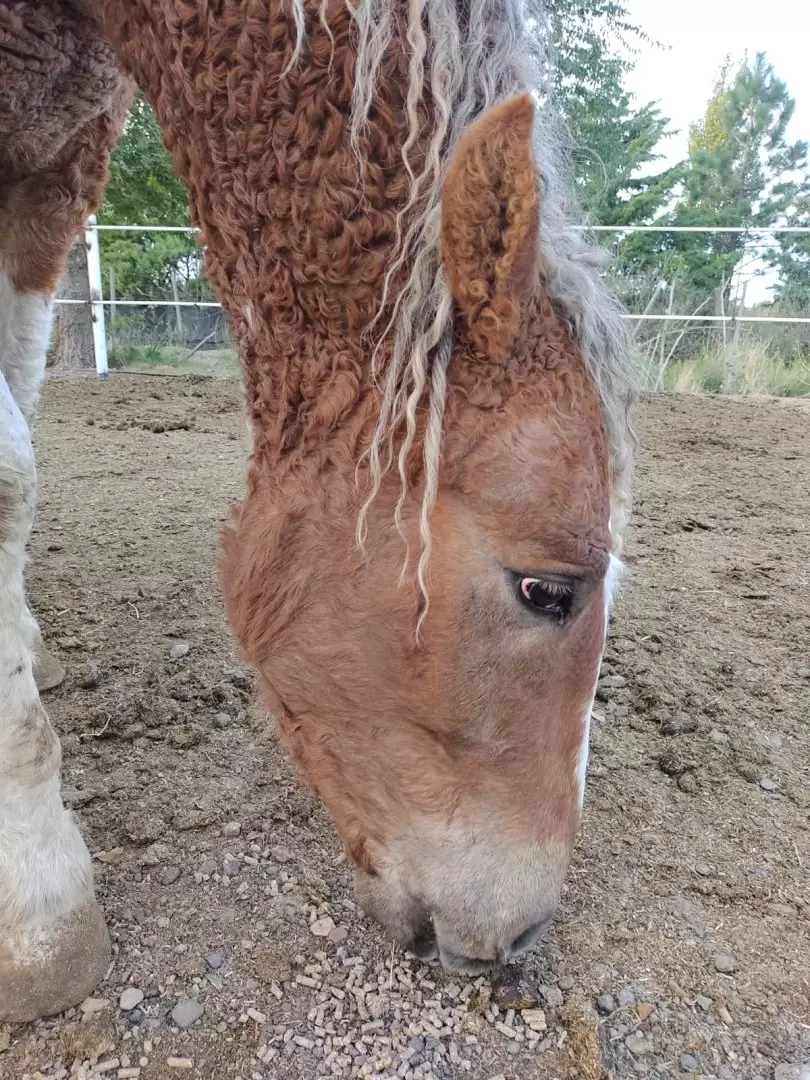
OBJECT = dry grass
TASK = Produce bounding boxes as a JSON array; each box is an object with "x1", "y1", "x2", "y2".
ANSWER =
[{"x1": 654, "y1": 339, "x2": 810, "y2": 397}]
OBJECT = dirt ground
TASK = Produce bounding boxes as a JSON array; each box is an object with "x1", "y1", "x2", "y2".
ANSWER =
[{"x1": 1, "y1": 377, "x2": 808, "y2": 1080}]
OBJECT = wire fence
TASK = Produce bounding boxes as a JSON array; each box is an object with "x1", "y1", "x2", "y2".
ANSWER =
[{"x1": 51, "y1": 219, "x2": 810, "y2": 394}]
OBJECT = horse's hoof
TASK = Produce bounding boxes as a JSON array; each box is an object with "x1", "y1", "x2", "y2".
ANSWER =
[
  {"x1": 0, "y1": 900, "x2": 110, "y2": 1022},
  {"x1": 32, "y1": 647, "x2": 67, "y2": 694}
]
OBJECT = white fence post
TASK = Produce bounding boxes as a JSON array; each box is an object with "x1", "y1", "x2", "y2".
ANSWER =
[{"x1": 85, "y1": 215, "x2": 108, "y2": 376}]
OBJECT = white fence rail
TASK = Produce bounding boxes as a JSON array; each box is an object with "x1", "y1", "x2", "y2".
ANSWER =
[{"x1": 56, "y1": 220, "x2": 810, "y2": 375}]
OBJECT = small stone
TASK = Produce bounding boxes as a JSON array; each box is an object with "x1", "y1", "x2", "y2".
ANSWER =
[
  {"x1": 169, "y1": 642, "x2": 190, "y2": 661},
  {"x1": 598, "y1": 675, "x2": 627, "y2": 689},
  {"x1": 246, "y1": 1008, "x2": 266, "y2": 1024},
  {"x1": 166, "y1": 1059, "x2": 194, "y2": 1071},
  {"x1": 141, "y1": 842, "x2": 172, "y2": 868},
  {"x1": 713, "y1": 953, "x2": 738, "y2": 974},
  {"x1": 199, "y1": 857, "x2": 216, "y2": 876},
  {"x1": 695, "y1": 994, "x2": 713, "y2": 1011},
  {"x1": 636, "y1": 1002, "x2": 655, "y2": 1021},
  {"x1": 119, "y1": 988, "x2": 144, "y2": 1011},
  {"x1": 625, "y1": 1032, "x2": 652, "y2": 1056},
  {"x1": 270, "y1": 845, "x2": 291, "y2": 863},
  {"x1": 158, "y1": 865, "x2": 181, "y2": 885},
  {"x1": 80, "y1": 997, "x2": 110, "y2": 1015},
  {"x1": 768, "y1": 903, "x2": 796, "y2": 917},
  {"x1": 222, "y1": 821, "x2": 242, "y2": 837},
  {"x1": 661, "y1": 713, "x2": 698, "y2": 736},
  {"x1": 680, "y1": 1053, "x2": 702, "y2": 1073},
  {"x1": 206, "y1": 950, "x2": 225, "y2": 970},
  {"x1": 171, "y1": 998, "x2": 204, "y2": 1029},
  {"x1": 537, "y1": 985, "x2": 563, "y2": 1008},
  {"x1": 678, "y1": 772, "x2": 699, "y2": 794},
  {"x1": 409, "y1": 1037, "x2": 426, "y2": 1053},
  {"x1": 222, "y1": 854, "x2": 241, "y2": 877},
  {"x1": 328, "y1": 925, "x2": 348, "y2": 944},
  {"x1": 214, "y1": 712, "x2": 231, "y2": 729},
  {"x1": 709, "y1": 729, "x2": 729, "y2": 745},
  {"x1": 310, "y1": 916, "x2": 335, "y2": 938},
  {"x1": 597, "y1": 994, "x2": 616, "y2": 1015},
  {"x1": 797, "y1": 666, "x2": 810, "y2": 679},
  {"x1": 617, "y1": 988, "x2": 636, "y2": 1008},
  {"x1": 759, "y1": 777, "x2": 779, "y2": 792},
  {"x1": 558, "y1": 975, "x2": 575, "y2": 991}
]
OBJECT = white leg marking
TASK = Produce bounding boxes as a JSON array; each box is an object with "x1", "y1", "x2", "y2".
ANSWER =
[
  {"x1": 575, "y1": 555, "x2": 625, "y2": 808},
  {"x1": 0, "y1": 372, "x2": 94, "y2": 931},
  {"x1": 0, "y1": 265, "x2": 52, "y2": 426}
]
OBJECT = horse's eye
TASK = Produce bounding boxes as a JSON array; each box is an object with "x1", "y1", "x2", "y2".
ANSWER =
[{"x1": 518, "y1": 576, "x2": 574, "y2": 624}]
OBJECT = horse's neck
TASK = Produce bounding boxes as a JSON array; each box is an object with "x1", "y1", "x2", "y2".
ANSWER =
[{"x1": 97, "y1": 0, "x2": 422, "y2": 460}]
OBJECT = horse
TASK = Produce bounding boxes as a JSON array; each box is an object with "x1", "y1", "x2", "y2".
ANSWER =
[{"x1": 0, "y1": 0, "x2": 633, "y2": 1021}]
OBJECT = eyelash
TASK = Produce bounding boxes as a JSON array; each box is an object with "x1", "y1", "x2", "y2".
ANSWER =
[{"x1": 515, "y1": 575, "x2": 575, "y2": 624}]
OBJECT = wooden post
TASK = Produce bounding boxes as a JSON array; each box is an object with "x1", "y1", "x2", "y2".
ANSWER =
[
  {"x1": 170, "y1": 268, "x2": 184, "y2": 341},
  {"x1": 50, "y1": 234, "x2": 94, "y2": 369}
]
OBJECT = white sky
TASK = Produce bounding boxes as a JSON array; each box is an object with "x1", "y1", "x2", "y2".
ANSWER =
[{"x1": 622, "y1": 0, "x2": 810, "y2": 166}]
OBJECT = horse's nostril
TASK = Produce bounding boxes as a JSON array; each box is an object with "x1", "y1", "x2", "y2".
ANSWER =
[{"x1": 509, "y1": 919, "x2": 549, "y2": 956}]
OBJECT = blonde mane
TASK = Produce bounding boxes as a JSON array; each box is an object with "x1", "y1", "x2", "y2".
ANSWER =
[{"x1": 294, "y1": 0, "x2": 635, "y2": 603}]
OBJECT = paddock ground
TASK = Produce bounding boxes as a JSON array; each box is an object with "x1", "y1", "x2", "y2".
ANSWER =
[{"x1": 2, "y1": 378, "x2": 808, "y2": 1080}]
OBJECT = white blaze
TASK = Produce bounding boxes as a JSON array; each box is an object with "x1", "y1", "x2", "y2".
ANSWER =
[{"x1": 575, "y1": 555, "x2": 624, "y2": 808}]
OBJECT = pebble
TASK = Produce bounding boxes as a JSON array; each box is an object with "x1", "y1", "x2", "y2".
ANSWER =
[
  {"x1": 678, "y1": 772, "x2": 699, "y2": 794},
  {"x1": 222, "y1": 854, "x2": 241, "y2": 877},
  {"x1": 709, "y1": 729, "x2": 730, "y2": 745},
  {"x1": 328, "y1": 925, "x2": 349, "y2": 944},
  {"x1": 166, "y1": 1059, "x2": 194, "y2": 1070},
  {"x1": 617, "y1": 988, "x2": 636, "y2": 1008},
  {"x1": 119, "y1": 988, "x2": 144, "y2": 1011},
  {"x1": 768, "y1": 903, "x2": 796, "y2": 917},
  {"x1": 759, "y1": 776, "x2": 779, "y2": 792},
  {"x1": 625, "y1": 1032, "x2": 653, "y2": 1055},
  {"x1": 168, "y1": 642, "x2": 190, "y2": 661},
  {"x1": 79, "y1": 997, "x2": 110, "y2": 1014},
  {"x1": 597, "y1": 993, "x2": 616, "y2": 1015},
  {"x1": 270, "y1": 845, "x2": 292, "y2": 863},
  {"x1": 680, "y1": 1052, "x2": 702, "y2": 1073},
  {"x1": 713, "y1": 952, "x2": 738, "y2": 974},
  {"x1": 214, "y1": 712, "x2": 232, "y2": 728},
  {"x1": 537, "y1": 985, "x2": 563, "y2": 1008},
  {"x1": 310, "y1": 916, "x2": 335, "y2": 937},
  {"x1": 206, "y1": 950, "x2": 225, "y2": 970},
  {"x1": 599, "y1": 675, "x2": 627, "y2": 689},
  {"x1": 171, "y1": 998, "x2": 204, "y2": 1028},
  {"x1": 222, "y1": 821, "x2": 242, "y2": 837},
  {"x1": 158, "y1": 865, "x2": 181, "y2": 885},
  {"x1": 695, "y1": 994, "x2": 713, "y2": 1011},
  {"x1": 199, "y1": 857, "x2": 217, "y2": 876}
]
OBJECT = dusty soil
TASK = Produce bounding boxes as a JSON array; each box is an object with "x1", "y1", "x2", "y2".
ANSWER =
[{"x1": 1, "y1": 378, "x2": 808, "y2": 1080}]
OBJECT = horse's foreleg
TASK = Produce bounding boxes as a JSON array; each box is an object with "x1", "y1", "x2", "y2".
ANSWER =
[
  {"x1": 0, "y1": 268, "x2": 67, "y2": 694},
  {"x1": 0, "y1": 0, "x2": 131, "y2": 1018},
  {"x1": 0, "y1": 366, "x2": 110, "y2": 1021}
]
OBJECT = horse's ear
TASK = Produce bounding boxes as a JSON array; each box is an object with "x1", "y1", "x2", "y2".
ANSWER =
[{"x1": 440, "y1": 94, "x2": 540, "y2": 362}]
